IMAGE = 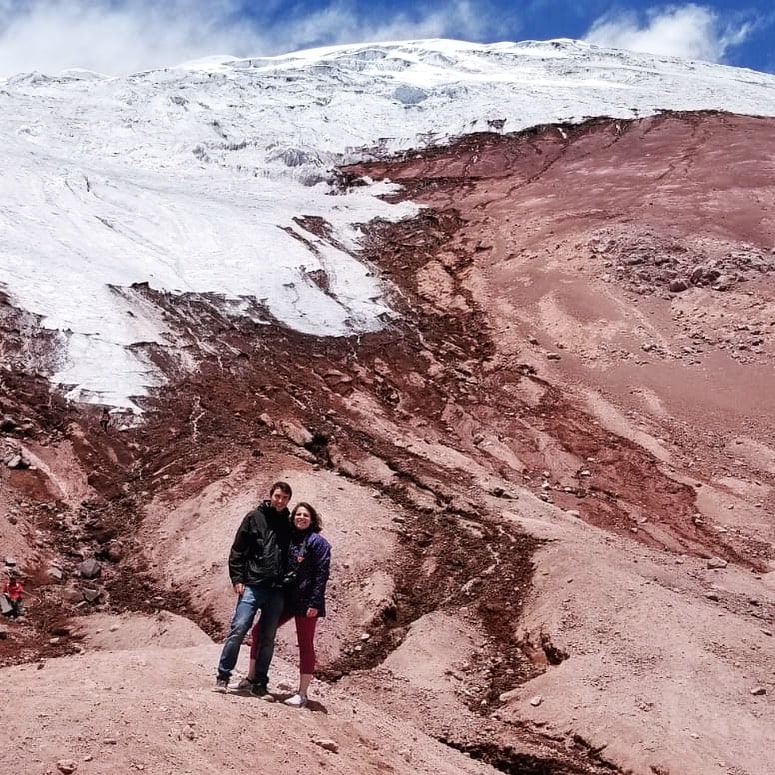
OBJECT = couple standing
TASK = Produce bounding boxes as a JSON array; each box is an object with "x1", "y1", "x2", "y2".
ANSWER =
[{"x1": 215, "y1": 480, "x2": 331, "y2": 708}]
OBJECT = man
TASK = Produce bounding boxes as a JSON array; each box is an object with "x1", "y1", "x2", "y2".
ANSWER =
[{"x1": 215, "y1": 480, "x2": 293, "y2": 696}]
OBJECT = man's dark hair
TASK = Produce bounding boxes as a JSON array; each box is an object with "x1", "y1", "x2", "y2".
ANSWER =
[{"x1": 270, "y1": 481, "x2": 292, "y2": 498}]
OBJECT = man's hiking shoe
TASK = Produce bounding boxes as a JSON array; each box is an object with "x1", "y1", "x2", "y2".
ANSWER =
[
  {"x1": 284, "y1": 693, "x2": 308, "y2": 708},
  {"x1": 235, "y1": 677, "x2": 255, "y2": 691},
  {"x1": 251, "y1": 682, "x2": 274, "y2": 701},
  {"x1": 215, "y1": 677, "x2": 230, "y2": 692}
]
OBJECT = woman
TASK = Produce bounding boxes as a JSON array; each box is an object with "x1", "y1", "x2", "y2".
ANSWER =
[{"x1": 239, "y1": 501, "x2": 331, "y2": 708}]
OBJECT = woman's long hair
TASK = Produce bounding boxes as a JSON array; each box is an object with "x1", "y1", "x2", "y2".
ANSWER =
[{"x1": 291, "y1": 501, "x2": 323, "y2": 532}]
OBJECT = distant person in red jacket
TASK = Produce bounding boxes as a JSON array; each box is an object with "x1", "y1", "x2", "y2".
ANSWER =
[
  {"x1": 237, "y1": 501, "x2": 331, "y2": 708},
  {"x1": 2, "y1": 572, "x2": 25, "y2": 617}
]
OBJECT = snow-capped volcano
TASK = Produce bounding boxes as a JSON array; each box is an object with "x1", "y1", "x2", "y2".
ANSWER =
[{"x1": 2, "y1": 38, "x2": 774, "y2": 408}]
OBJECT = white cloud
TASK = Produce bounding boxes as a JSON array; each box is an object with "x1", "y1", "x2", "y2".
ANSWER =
[
  {"x1": 0, "y1": 0, "x2": 272, "y2": 77},
  {"x1": 583, "y1": 4, "x2": 752, "y2": 63},
  {"x1": 0, "y1": 0, "x2": 500, "y2": 78},
  {"x1": 273, "y1": 0, "x2": 494, "y2": 52}
]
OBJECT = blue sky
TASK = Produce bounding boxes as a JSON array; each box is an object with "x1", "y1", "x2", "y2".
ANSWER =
[{"x1": 0, "y1": 1, "x2": 772, "y2": 77}]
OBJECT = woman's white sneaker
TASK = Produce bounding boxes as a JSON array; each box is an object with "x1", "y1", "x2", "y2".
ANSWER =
[{"x1": 284, "y1": 693, "x2": 308, "y2": 708}]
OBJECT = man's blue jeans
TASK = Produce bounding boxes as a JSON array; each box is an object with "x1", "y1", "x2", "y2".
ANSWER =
[{"x1": 217, "y1": 584, "x2": 285, "y2": 683}]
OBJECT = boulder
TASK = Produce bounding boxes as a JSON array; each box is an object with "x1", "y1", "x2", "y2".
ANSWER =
[{"x1": 78, "y1": 558, "x2": 102, "y2": 579}]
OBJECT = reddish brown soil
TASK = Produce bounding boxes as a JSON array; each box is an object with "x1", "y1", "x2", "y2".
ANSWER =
[{"x1": 1, "y1": 110, "x2": 774, "y2": 775}]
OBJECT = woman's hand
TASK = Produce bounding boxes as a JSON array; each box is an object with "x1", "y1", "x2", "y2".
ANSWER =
[
  {"x1": 233, "y1": 583, "x2": 244, "y2": 596},
  {"x1": 306, "y1": 607, "x2": 318, "y2": 618}
]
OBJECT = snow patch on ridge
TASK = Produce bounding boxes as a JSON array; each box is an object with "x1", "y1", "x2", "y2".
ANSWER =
[{"x1": 1, "y1": 38, "x2": 775, "y2": 408}]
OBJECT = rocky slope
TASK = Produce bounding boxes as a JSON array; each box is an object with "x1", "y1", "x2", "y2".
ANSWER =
[{"x1": 1, "y1": 109, "x2": 774, "y2": 775}]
